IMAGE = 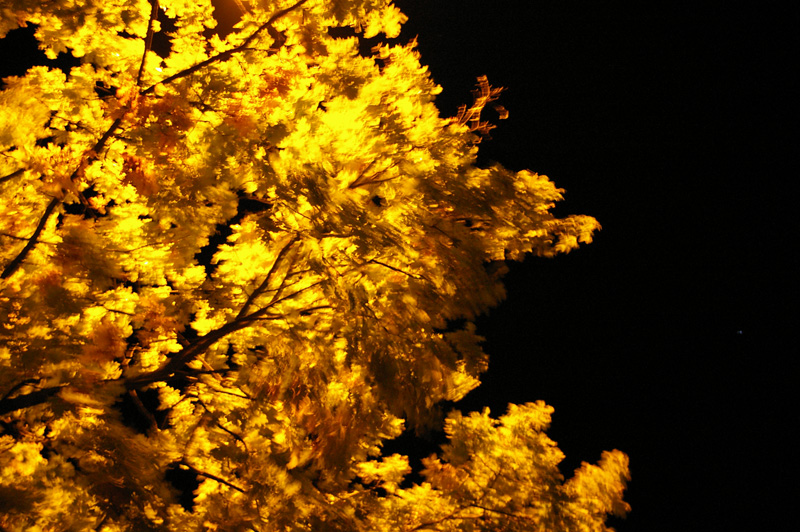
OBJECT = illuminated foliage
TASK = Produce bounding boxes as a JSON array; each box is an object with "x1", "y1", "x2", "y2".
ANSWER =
[{"x1": 0, "y1": 1, "x2": 626, "y2": 530}]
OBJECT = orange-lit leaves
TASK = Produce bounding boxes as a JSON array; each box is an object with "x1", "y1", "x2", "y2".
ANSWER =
[
  {"x1": 122, "y1": 153, "x2": 159, "y2": 197},
  {"x1": 453, "y1": 75, "x2": 508, "y2": 139},
  {"x1": 81, "y1": 316, "x2": 126, "y2": 364}
]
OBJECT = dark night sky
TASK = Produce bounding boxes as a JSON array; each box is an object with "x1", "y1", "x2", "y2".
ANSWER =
[
  {"x1": 393, "y1": 1, "x2": 794, "y2": 530},
  {"x1": 1, "y1": 1, "x2": 794, "y2": 530}
]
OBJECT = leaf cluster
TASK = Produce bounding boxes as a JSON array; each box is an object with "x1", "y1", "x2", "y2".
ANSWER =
[{"x1": 0, "y1": 1, "x2": 622, "y2": 530}]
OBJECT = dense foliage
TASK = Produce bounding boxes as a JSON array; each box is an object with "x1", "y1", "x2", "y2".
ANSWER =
[{"x1": 0, "y1": 1, "x2": 628, "y2": 530}]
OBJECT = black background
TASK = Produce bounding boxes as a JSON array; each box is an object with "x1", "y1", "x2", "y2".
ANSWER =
[
  {"x1": 1, "y1": 1, "x2": 795, "y2": 530},
  {"x1": 393, "y1": 1, "x2": 794, "y2": 531}
]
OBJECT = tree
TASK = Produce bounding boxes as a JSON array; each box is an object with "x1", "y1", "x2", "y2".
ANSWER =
[{"x1": 0, "y1": 1, "x2": 628, "y2": 530}]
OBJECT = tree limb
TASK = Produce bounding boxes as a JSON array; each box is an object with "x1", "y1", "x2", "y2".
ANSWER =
[
  {"x1": 1, "y1": 281, "x2": 327, "y2": 414},
  {"x1": 348, "y1": 161, "x2": 400, "y2": 189},
  {"x1": 140, "y1": 0, "x2": 309, "y2": 95},
  {"x1": 368, "y1": 259, "x2": 422, "y2": 280},
  {"x1": 0, "y1": 385, "x2": 64, "y2": 417},
  {"x1": 136, "y1": 0, "x2": 160, "y2": 87},
  {"x1": 1, "y1": 379, "x2": 41, "y2": 402},
  {"x1": 180, "y1": 459, "x2": 246, "y2": 493},
  {"x1": 1, "y1": 116, "x2": 123, "y2": 279},
  {"x1": 125, "y1": 281, "x2": 326, "y2": 390},
  {"x1": 236, "y1": 235, "x2": 299, "y2": 319},
  {"x1": 468, "y1": 503, "x2": 535, "y2": 521},
  {"x1": 0, "y1": 196, "x2": 60, "y2": 280},
  {"x1": 0, "y1": 167, "x2": 24, "y2": 185}
]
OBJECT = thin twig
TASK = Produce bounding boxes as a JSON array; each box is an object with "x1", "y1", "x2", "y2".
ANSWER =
[
  {"x1": 349, "y1": 168, "x2": 398, "y2": 189},
  {"x1": 124, "y1": 281, "x2": 326, "y2": 390},
  {"x1": 181, "y1": 460, "x2": 246, "y2": 493},
  {"x1": 468, "y1": 504, "x2": 534, "y2": 521},
  {"x1": 101, "y1": 305, "x2": 135, "y2": 316},
  {"x1": 215, "y1": 421, "x2": 249, "y2": 452},
  {"x1": 0, "y1": 232, "x2": 25, "y2": 241},
  {"x1": 240, "y1": 280, "x2": 325, "y2": 323},
  {"x1": 368, "y1": 259, "x2": 422, "y2": 280}
]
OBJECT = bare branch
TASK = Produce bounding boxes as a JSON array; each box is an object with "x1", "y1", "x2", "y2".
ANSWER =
[
  {"x1": 409, "y1": 507, "x2": 482, "y2": 531},
  {"x1": 0, "y1": 232, "x2": 35, "y2": 242},
  {"x1": 232, "y1": 0, "x2": 250, "y2": 16},
  {"x1": 125, "y1": 281, "x2": 326, "y2": 390},
  {"x1": 101, "y1": 305, "x2": 135, "y2": 316},
  {"x1": 192, "y1": 381, "x2": 250, "y2": 400},
  {"x1": 252, "y1": 304, "x2": 332, "y2": 321},
  {"x1": 347, "y1": 159, "x2": 376, "y2": 189},
  {"x1": 468, "y1": 504, "x2": 536, "y2": 521},
  {"x1": 215, "y1": 420, "x2": 248, "y2": 451},
  {"x1": 240, "y1": 280, "x2": 325, "y2": 323}
]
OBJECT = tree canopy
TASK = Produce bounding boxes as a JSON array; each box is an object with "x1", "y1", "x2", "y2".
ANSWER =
[{"x1": 0, "y1": 1, "x2": 628, "y2": 530}]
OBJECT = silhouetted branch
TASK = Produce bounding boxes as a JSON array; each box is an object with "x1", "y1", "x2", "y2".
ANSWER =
[
  {"x1": 0, "y1": 385, "x2": 64, "y2": 417},
  {"x1": 128, "y1": 389, "x2": 158, "y2": 431},
  {"x1": 368, "y1": 259, "x2": 422, "y2": 279},
  {"x1": 0, "y1": 167, "x2": 24, "y2": 184},
  {"x1": 1, "y1": 196, "x2": 60, "y2": 279},
  {"x1": 180, "y1": 459, "x2": 246, "y2": 493},
  {"x1": 1, "y1": 379, "x2": 40, "y2": 402}
]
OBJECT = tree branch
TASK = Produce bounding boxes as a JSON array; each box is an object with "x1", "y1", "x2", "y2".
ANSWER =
[
  {"x1": 0, "y1": 167, "x2": 24, "y2": 185},
  {"x1": 236, "y1": 235, "x2": 299, "y2": 319},
  {"x1": 0, "y1": 385, "x2": 64, "y2": 417},
  {"x1": 180, "y1": 459, "x2": 246, "y2": 493},
  {"x1": 409, "y1": 507, "x2": 482, "y2": 531},
  {"x1": 238, "y1": 280, "x2": 325, "y2": 325},
  {"x1": 136, "y1": 0, "x2": 160, "y2": 87},
  {"x1": 0, "y1": 196, "x2": 60, "y2": 280},
  {"x1": 468, "y1": 503, "x2": 535, "y2": 521},
  {"x1": 1, "y1": 116, "x2": 123, "y2": 279},
  {"x1": 368, "y1": 258, "x2": 422, "y2": 280},
  {"x1": 140, "y1": 0, "x2": 309, "y2": 95},
  {"x1": 129, "y1": 389, "x2": 160, "y2": 431},
  {"x1": 1, "y1": 379, "x2": 41, "y2": 402},
  {"x1": 193, "y1": 396, "x2": 250, "y2": 452},
  {"x1": 3, "y1": 262, "x2": 322, "y2": 412},
  {"x1": 125, "y1": 281, "x2": 326, "y2": 390}
]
